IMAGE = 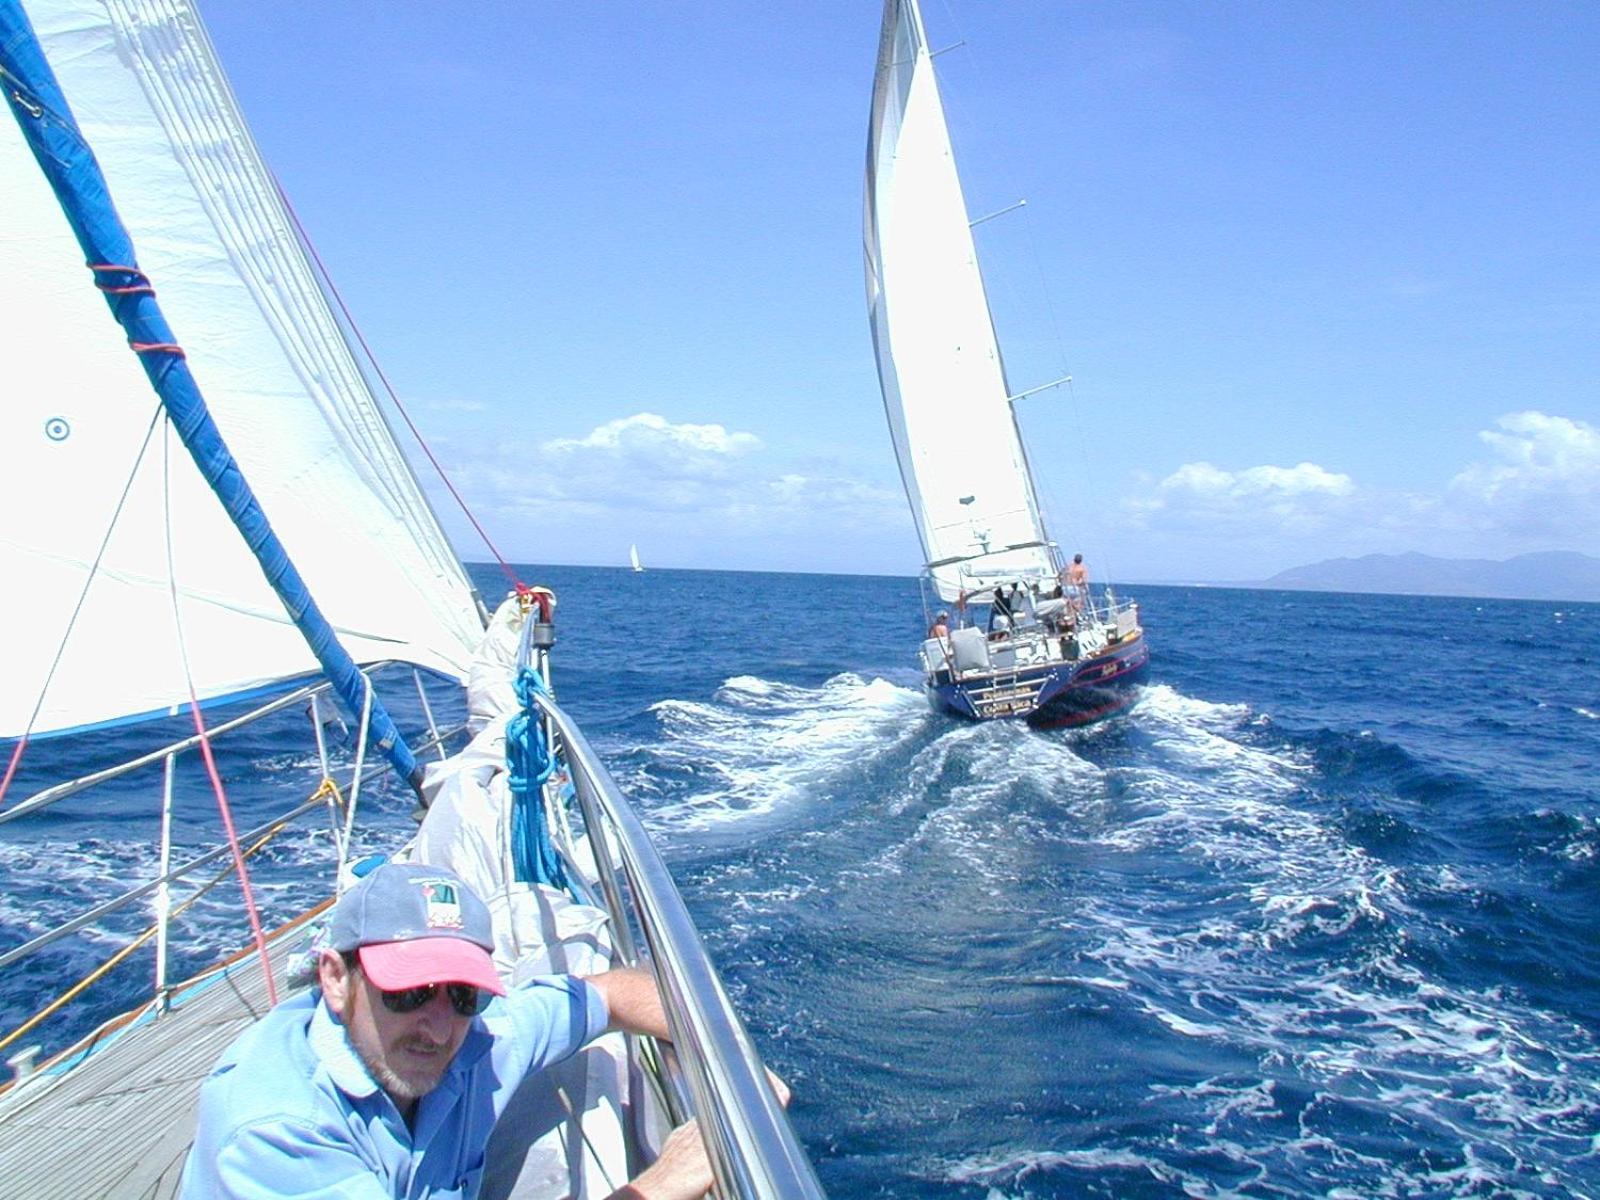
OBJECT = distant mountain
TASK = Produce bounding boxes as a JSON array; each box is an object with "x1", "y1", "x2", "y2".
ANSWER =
[{"x1": 1257, "y1": 551, "x2": 1600, "y2": 602}]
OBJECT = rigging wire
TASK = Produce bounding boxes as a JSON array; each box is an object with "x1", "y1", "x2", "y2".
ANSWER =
[
  {"x1": 1018, "y1": 202, "x2": 1122, "y2": 590},
  {"x1": 0, "y1": 400, "x2": 167, "y2": 810},
  {"x1": 162, "y1": 420, "x2": 278, "y2": 1006},
  {"x1": 0, "y1": 742, "x2": 23, "y2": 814},
  {"x1": 931, "y1": 0, "x2": 1125, "y2": 591},
  {"x1": 272, "y1": 179, "x2": 523, "y2": 595}
]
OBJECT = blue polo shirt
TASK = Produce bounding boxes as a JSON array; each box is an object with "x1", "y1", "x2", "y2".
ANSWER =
[{"x1": 180, "y1": 975, "x2": 608, "y2": 1199}]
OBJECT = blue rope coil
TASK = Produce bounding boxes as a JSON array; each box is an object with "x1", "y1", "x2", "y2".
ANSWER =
[{"x1": 505, "y1": 667, "x2": 567, "y2": 888}]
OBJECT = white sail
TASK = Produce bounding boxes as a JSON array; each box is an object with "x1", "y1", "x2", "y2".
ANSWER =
[
  {"x1": 630, "y1": 544, "x2": 643, "y2": 572},
  {"x1": 864, "y1": 0, "x2": 1056, "y2": 603},
  {"x1": 1, "y1": 0, "x2": 483, "y2": 739}
]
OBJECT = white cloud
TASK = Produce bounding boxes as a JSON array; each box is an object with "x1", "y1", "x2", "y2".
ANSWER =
[
  {"x1": 543, "y1": 412, "x2": 760, "y2": 459},
  {"x1": 1120, "y1": 410, "x2": 1596, "y2": 579},
  {"x1": 1440, "y1": 411, "x2": 1600, "y2": 548},
  {"x1": 1160, "y1": 460, "x2": 1353, "y2": 500},
  {"x1": 428, "y1": 412, "x2": 906, "y2": 569},
  {"x1": 1451, "y1": 410, "x2": 1599, "y2": 497},
  {"x1": 1128, "y1": 459, "x2": 1355, "y2": 534},
  {"x1": 519, "y1": 413, "x2": 765, "y2": 510},
  {"x1": 429, "y1": 406, "x2": 1596, "y2": 578}
]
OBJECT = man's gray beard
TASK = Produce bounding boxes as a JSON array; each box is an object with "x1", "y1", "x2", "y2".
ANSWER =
[{"x1": 349, "y1": 1032, "x2": 447, "y2": 1101}]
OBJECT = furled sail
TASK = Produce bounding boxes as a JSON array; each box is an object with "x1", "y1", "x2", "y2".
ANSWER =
[
  {"x1": 864, "y1": 0, "x2": 1056, "y2": 603},
  {"x1": 0, "y1": 0, "x2": 483, "y2": 740}
]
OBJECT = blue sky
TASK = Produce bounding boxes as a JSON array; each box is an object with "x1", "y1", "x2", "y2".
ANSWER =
[{"x1": 199, "y1": 2, "x2": 1597, "y2": 582}]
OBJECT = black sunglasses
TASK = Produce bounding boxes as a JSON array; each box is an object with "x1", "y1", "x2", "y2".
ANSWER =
[{"x1": 378, "y1": 982, "x2": 488, "y2": 1017}]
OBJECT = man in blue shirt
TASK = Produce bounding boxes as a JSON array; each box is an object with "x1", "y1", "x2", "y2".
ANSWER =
[{"x1": 181, "y1": 862, "x2": 713, "y2": 1199}]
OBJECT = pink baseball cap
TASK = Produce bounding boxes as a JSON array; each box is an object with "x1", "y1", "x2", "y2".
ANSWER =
[{"x1": 331, "y1": 863, "x2": 506, "y2": 996}]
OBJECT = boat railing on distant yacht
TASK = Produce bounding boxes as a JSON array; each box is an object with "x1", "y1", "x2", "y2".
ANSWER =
[{"x1": 918, "y1": 571, "x2": 1145, "y2": 723}]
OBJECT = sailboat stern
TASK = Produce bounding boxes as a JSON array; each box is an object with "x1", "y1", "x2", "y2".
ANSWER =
[{"x1": 925, "y1": 618, "x2": 1149, "y2": 727}]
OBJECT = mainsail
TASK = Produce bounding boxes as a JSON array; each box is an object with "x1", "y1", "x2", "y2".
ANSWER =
[
  {"x1": 0, "y1": 0, "x2": 483, "y2": 741},
  {"x1": 864, "y1": 0, "x2": 1056, "y2": 603}
]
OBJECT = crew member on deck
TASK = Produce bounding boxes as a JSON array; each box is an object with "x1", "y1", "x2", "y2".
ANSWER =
[
  {"x1": 180, "y1": 863, "x2": 758, "y2": 1199},
  {"x1": 1062, "y1": 554, "x2": 1088, "y2": 611},
  {"x1": 988, "y1": 586, "x2": 1013, "y2": 634},
  {"x1": 928, "y1": 611, "x2": 950, "y2": 639}
]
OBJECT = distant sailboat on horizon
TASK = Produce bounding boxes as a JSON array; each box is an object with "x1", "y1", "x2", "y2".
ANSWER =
[{"x1": 630, "y1": 543, "x2": 645, "y2": 573}]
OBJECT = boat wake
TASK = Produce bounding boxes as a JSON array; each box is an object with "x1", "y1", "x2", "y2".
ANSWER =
[
  {"x1": 611, "y1": 672, "x2": 929, "y2": 839},
  {"x1": 914, "y1": 683, "x2": 1600, "y2": 1198},
  {"x1": 620, "y1": 676, "x2": 1597, "y2": 1197}
]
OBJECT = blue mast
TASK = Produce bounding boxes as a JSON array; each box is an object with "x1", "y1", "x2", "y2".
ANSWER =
[{"x1": 1, "y1": 2, "x2": 425, "y2": 790}]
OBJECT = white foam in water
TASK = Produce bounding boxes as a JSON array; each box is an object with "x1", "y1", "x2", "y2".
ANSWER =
[
  {"x1": 627, "y1": 670, "x2": 1595, "y2": 1194},
  {"x1": 943, "y1": 1146, "x2": 1200, "y2": 1195},
  {"x1": 1050, "y1": 683, "x2": 1600, "y2": 1194},
  {"x1": 1134, "y1": 682, "x2": 1254, "y2": 730},
  {"x1": 637, "y1": 672, "x2": 928, "y2": 833},
  {"x1": 785, "y1": 716, "x2": 1111, "y2": 904}
]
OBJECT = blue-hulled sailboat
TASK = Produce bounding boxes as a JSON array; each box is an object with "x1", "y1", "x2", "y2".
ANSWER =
[{"x1": 864, "y1": 0, "x2": 1150, "y2": 726}]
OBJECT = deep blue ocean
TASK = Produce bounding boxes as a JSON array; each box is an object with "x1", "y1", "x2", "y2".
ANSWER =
[{"x1": 3, "y1": 566, "x2": 1597, "y2": 1198}]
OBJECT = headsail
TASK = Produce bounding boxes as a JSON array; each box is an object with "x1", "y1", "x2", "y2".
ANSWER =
[
  {"x1": 0, "y1": 0, "x2": 483, "y2": 741},
  {"x1": 864, "y1": 0, "x2": 1056, "y2": 602}
]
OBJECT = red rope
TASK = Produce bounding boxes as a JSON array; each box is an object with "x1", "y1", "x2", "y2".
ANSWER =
[
  {"x1": 518, "y1": 586, "x2": 553, "y2": 623},
  {"x1": 89, "y1": 263, "x2": 155, "y2": 295},
  {"x1": 184, "y1": 700, "x2": 278, "y2": 1006},
  {"x1": 273, "y1": 182, "x2": 522, "y2": 595},
  {"x1": 0, "y1": 736, "x2": 27, "y2": 810}
]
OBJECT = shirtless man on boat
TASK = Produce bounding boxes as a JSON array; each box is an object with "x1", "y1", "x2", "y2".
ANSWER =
[
  {"x1": 1061, "y1": 553, "x2": 1089, "y2": 611},
  {"x1": 181, "y1": 863, "x2": 732, "y2": 1199}
]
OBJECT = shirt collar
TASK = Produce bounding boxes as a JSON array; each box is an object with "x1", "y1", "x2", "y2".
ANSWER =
[{"x1": 309, "y1": 994, "x2": 381, "y2": 1099}]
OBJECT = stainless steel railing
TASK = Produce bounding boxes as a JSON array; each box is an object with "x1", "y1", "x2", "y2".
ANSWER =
[
  {"x1": 532, "y1": 691, "x2": 826, "y2": 1199},
  {"x1": 0, "y1": 664, "x2": 459, "y2": 1040},
  {"x1": 2, "y1": 634, "x2": 825, "y2": 1194}
]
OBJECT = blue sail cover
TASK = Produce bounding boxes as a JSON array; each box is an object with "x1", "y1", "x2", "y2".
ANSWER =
[{"x1": 0, "y1": 1, "x2": 423, "y2": 784}]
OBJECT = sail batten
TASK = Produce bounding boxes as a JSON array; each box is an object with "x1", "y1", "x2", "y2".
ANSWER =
[
  {"x1": 1, "y1": 0, "x2": 483, "y2": 743},
  {"x1": 865, "y1": 0, "x2": 1056, "y2": 602}
]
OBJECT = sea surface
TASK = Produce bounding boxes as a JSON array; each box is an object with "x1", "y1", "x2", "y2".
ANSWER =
[{"x1": 2, "y1": 566, "x2": 1597, "y2": 1198}]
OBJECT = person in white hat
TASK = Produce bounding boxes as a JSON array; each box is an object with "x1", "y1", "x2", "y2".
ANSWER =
[{"x1": 181, "y1": 862, "x2": 725, "y2": 1199}]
